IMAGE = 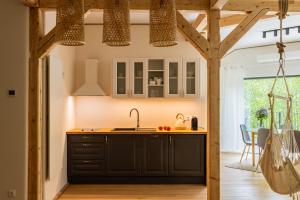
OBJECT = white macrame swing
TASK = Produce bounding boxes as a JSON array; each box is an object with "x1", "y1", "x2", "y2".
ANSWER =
[{"x1": 259, "y1": 0, "x2": 300, "y2": 199}]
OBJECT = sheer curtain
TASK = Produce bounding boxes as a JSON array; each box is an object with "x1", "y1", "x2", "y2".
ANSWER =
[{"x1": 221, "y1": 66, "x2": 245, "y2": 152}]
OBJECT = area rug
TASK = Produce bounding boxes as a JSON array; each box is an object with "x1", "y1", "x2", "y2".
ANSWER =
[{"x1": 226, "y1": 161, "x2": 261, "y2": 173}]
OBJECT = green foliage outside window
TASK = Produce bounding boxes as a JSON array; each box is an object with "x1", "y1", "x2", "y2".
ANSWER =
[{"x1": 244, "y1": 76, "x2": 300, "y2": 130}]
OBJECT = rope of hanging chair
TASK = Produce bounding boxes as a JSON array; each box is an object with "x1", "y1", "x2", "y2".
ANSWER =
[
  {"x1": 269, "y1": 0, "x2": 291, "y2": 97},
  {"x1": 268, "y1": 0, "x2": 292, "y2": 151}
]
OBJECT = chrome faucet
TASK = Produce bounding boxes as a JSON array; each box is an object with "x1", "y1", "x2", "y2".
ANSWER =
[{"x1": 129, "y1": 108, "x2": 140, "y2": 130}]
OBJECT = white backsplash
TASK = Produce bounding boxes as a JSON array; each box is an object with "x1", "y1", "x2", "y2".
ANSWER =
[{"x1": 74, "y1": 96, "x2": 206, "y2": 129}]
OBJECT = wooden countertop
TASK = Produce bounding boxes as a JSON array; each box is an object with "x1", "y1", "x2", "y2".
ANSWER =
[{"x1": 66, "y1": 128, "x2": 207, "y2": 135}]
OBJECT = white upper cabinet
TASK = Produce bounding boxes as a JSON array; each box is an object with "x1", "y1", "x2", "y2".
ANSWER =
[
  {"x1": 130, "y1": 59, "x2": 148, "y2": 97},
  {"x1": 183, "y1": 58, "x2": 200, "y2": 98},
  {"x1": 113, "y1": 58, "x2": 200, "y2": 98},
  {"x1": 165, "y1": 58, "x2": 182, "y2": 97},
  {"x1": 113, "y1": 59, "x2": 130, "y2": 97}
]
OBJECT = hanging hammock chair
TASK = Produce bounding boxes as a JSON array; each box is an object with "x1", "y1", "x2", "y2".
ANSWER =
[{"x1": 259, "y1": 0, "x2": 300, "y2": 199}]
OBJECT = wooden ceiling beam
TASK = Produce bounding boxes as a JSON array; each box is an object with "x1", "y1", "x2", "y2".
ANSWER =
[
  {"x1": 37, "y1": 27, "x2": 56, "y2": 58},
  {"x1": 219, "y1": 8, "x2": 269, "y2": 57},
  {"x1": 223, "y1": 0, "x2": 300, "y2": 12},
  {"x1": 26, "y1": 0, "x2": 300, "y2": 12},
  {"x1": 219, "y1": 13, "x2": 276, "y2": 28},
  {"x1": 22, "y1": 0, "x2": 39, "y2": 7},
  {"x1": 211, "y1": 0, "x2": 229, "y2": 9},
  {"x1": 38, "y1": 0, "x2": 209, "y2": 10},
  {"x1": 202, "y1": 13, "x2": 275, "y2": 31},
  {"x1": 176, "y1": 11, "x2": 210, "y2": 59},
  {"x1": 192, "y1": 14, "x2": 206, "y2": 29}
]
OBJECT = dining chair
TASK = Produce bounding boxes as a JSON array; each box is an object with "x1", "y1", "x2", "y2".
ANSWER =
[
  {"x1": 256, "y1": 128, "x2": 269, "y2": 169},
  {"x1": 240, "y1": 124, "x2": 253, "y2": 163}
]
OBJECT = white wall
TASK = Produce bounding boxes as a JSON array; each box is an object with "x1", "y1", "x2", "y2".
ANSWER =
[
  {"x1": 0, "y1": 1, "x2": 28, "y2": 200},
  {"x1": 0, "y1": 0, "x2": 29, "y2": 200},
  {"x1": 222, "y1": 42, "x2": 300, "y2": 78},
  {"x1": 74, "y1": 25, "x2": 207, "y2": 129},
  {"x1": 43, "y1": 13, "x2": 76, "y2": 200}
]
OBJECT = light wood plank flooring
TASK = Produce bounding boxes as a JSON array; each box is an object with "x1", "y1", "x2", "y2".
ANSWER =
[{"x1": 58, "y1": 153, "x2": 289, "y2": 200}]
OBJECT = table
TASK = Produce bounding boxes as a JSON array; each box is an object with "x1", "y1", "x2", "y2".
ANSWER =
[
  {"x1": 251, "y1": 130, "x2": 257, "y2": 167},
  {"x1": 248, "y1": 128, "x2": 258, "y2": 167}
]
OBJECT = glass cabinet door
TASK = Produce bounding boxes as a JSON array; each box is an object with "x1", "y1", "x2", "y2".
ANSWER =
[
  {"x1": 183, "y1": 59, "x2": 200, "y2": 97},
  {"x1": 148, "y1": 59, "x2": 165, "y2": 98},
  {"x1": 165, "y1": 58, "x2": 182, "y2": 97},
  {"x1": 130, "y1": 59, "x2": 147, "y2": 97},
  {"x1": 113, "y1": 59, "x2": 129, "y2": 97}
]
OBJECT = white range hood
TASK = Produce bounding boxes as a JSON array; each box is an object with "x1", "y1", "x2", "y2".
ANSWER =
[{"x1": 73, "y1": 59, "x2": 106, "y2": 96}]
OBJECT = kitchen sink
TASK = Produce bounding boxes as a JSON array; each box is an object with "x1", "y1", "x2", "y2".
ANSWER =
[
  {"x1": 112, "y1": 128, "x2": 136, "y2": 131},
  {"x1": 111, "y1": 128, "x2": 157, "y2": 132}
]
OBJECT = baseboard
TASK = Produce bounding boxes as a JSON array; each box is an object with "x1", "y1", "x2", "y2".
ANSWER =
[{"x1": 53, "y1": 183, "x2": 69, "y2": 200}]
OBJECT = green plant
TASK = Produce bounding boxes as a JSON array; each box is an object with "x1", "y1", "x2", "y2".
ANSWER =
[{"x1": 256, "y1": 108, "x2": 268, "y2": 127}]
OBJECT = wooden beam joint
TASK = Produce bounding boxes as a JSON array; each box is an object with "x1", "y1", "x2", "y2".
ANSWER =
[
  {"x1": 219, "y1": 8, "x2": 270, "y2": 57},
  {"x1": 22, "y1": 0, "x2": 39, "y2": 7},
  {"x1": 176, "y1": 11, "x2": 210, "y2": 59},
  {"x1": 211, "y1": 0, "x2": 229, "y2": 10}
]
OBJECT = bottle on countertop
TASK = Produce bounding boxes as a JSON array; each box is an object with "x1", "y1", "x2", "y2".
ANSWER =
[{"x1": 191, "y1": 116, "x2": 198, "y2": 131}]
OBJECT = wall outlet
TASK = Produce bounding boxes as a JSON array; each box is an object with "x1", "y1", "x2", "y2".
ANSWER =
[{"x1": 7, "y1": 189, "x2": 16, "y2": 198}]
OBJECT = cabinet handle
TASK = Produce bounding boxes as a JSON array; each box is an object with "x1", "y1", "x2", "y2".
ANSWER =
[
  {"x1": 82, "y1": 136, "x2": 89, "y2": 139},
  {"x1": 169, "y1": 136, "x2": 172, "y2": 144},
  {"x1": 105, "y1": 136, "x2": 108, "y2": 143},
  {"x1": 82, "y1": 143, "x2": 91, "y2": 147},
  {"x1": 152, "y1": 135, "x2": 159, "y2": 138},
  {"x1": 83, "y1": 160, "x2": 92, "y2": 164}
]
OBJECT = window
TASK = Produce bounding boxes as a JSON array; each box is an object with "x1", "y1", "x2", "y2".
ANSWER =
[{"x1": 244, "y1": 76, "x2": 300, "y2": 130}]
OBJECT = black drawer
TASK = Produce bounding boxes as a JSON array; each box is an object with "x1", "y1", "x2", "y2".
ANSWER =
[
  {"x1": 69, "y1": 160, "x2": 105, "y2": 176},
  {"x1": 68, "y1": 135, "x2": 105, "y2": 143},
  {"x1": 71, "y1": 143, "x2": 105, "y2": 159}
]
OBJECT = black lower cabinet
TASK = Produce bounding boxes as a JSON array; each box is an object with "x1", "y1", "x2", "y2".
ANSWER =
[
  {"x1": 69, "y1": 160, "x2": 105, "y2": 176},
  {"x1": 169, "y1": 135, "x2": 206, "y2": 177},
  {"x1": 106, "y1": 135, "x2": 139, "y2": 176},
  {"x1": 141, "y1": 135, "x2": 168, "y2": 176},
  {"x1": 67, "y1": 135, "x2": 106, "y2": 180},
  {"x1": 68, "y1": 134, "x2": 206, "y2": 184}
]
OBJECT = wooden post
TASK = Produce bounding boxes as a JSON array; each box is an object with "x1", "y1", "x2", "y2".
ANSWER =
[
  {"x1": 28, "y1": 7, "x2": 43, "y2": 200},
  {"x1": 207, "y1": 8, "x2": 221, "y2": 200}
]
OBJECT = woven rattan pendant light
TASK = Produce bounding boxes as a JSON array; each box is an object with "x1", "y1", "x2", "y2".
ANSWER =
[
  {"x1": 55, "y1": 0, "x2": 85, "y2": 46},
  {"x1": 103, "y1": 0, "x2": 130, "y2": 46},
  {"x1": 150, "y1": 0, "x2": 177, "y2": 47}
]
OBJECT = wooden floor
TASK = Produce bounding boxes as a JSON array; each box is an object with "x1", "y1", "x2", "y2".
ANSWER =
[{"x1": 58, "y1": 153, "x2": 289, "y2": 200}]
